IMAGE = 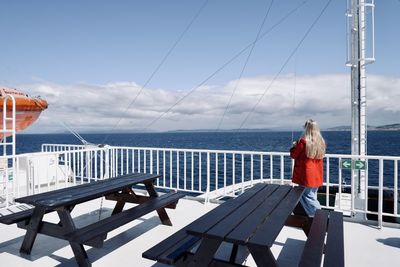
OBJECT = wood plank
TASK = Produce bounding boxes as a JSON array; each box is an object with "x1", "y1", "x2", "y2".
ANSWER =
[
  {"x1": 16, "y1": 173, "x2": 160, "y2": 208},
  {"x1": 0, "y1": 209, "x2": 34, "y2": 225},
  {"x1": 36, "y1": 176, "x2": 154, "y2": 208},
  {"x1": 177, "y1": 252, "x2": 246, "y2": 267},
  {"x1": 142, "y1": 227, "x2": 191, "y2": 261},
  {"x1": 16, "y1": 173, "x2": 144, "y2": 203},
  {"x1": 105, "y1": 193, "x2": 178, "y2": 209},
  {"x1": 65, "y1": 192, "x2": 184, "y2": 244},
  {"x1": 248, "y1": 186, "x2": 304, "y2": 248},
  {"x1": 205, "y1": 184, "x2": 281, "y2": 241},
  {"x1": 226, "y1": 185, "x2": 292, "y2": 244},
  {"x1": 159, "y1": 235, "x2": 200, "y2": 264},
  {"x1": 186, "y1": 184, "x2": 267, "y2": 236},
  {"x1": 323, "y1": 211, "x2": 344, "y2": 267},
  {"x1": 298, "y1": 209, "x2": 329, "y2": 267},
  {"x1": 142, "y1": 184, "x2": 266, "y2": 264}
]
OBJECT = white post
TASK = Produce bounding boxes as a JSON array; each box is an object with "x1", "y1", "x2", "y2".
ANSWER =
[{"x1": 347, "y1": 0, "x2": 375, "y2": 217}]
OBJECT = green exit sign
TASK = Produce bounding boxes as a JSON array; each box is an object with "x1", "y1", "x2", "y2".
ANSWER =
[
  {"x1": 340, "y1": 160, "x2": 367, "y2": 170},
  {"x1": 341, "y1": 160, "x2": 352, "y2": 169},
  {"x1": 354, "y1": 160, "x2": 366, "y2": 170}
]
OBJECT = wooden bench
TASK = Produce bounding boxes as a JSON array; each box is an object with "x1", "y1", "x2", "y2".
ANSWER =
[
  {"x1": 64, "y1": 191, "x2": 185, "y2": 246},
  {"x1": 142, "y1": 185, "x2": 265, "y2": 265},
  {"x1": 0, "y1": 208, "x2": 37, "y2": 225},
  {"x1": 143, "y1": 184, "x2": 307, "y2": 266},
  {"x1": 299, "y1": 209, "x2": 344, "y2": 267},
  {"x1": 3, "y1": 173, "x2": 185, "y2": 267}
]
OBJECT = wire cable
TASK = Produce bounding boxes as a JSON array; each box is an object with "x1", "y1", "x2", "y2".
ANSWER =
[
  {"x1": 101, "y1": 0, "x2": 210, "y2": 143},
  {"x1": 216, "y1": 0, "x2": 275, "y2": 132},
  {"x1": 291, "y1": 57, "x2": 297, "y2": 144},
  {"x1": 237, "y1": 0, "x2": 333, "y2": 131},
  {"x1": 143, "y1": 0, "x2": 308, "y2": 130}
]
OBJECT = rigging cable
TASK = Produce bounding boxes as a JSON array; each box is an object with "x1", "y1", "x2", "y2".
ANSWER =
[
  {"x1": 291, "y1": 57, "x2": 297, "y2": 144},
  {"x1": 56, "y1": 120, "x2": 92, "y2": 145},
  {"x1": 236, "y1": 0, "x2": 333, "y2": 131},
  {"x1": 143, "y1": 0, "x2": 308, "y2": 130},
  {"x1": 216, "y1": 0, "x2": 275, "y2": 132},
  {"x1": 101, "y1": 0, "x2": 210, "y2": 143}
]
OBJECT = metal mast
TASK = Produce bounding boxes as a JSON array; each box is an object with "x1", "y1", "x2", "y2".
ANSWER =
[{"x1": 346, "y1": 0, "x2": 375, "y2": 214}]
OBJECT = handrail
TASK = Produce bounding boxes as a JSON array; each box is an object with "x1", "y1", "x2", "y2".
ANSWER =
[{"x1": 0, "y1": 143, "x2": 398, "y2": 228}]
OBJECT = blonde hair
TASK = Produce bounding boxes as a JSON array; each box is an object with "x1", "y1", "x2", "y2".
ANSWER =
[{"x1": 303, "y1": 119, "x2": 326, "y2": 159}]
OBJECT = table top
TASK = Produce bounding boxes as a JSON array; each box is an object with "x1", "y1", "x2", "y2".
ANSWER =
[
  {"x1": 15, "y1": 173, "x2": 160, "y2": 209},
  {"x1": 186, "y1": 183, "x2": 304, "y2": 248}
]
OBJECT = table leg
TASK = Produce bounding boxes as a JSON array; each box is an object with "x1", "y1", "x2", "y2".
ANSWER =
[
  {"x1": 187, "y1": 237, "x2": 222, "y2": 267},
  {"x1": 57, "y1": 208, "x2": 91, "y2": 267},
  {"x1": 111, "y1": 200, "x2": 126, "y2": 215},
  {"x1": 20, "y1": 206, "x2": 46, "y2": 254},
  {"x1": 229, "y1": 244, "x2": 239, "y2": 263},
  {"x1": 144, "y1": 181, "x2": 172, "y2": 226},
  {"x1": 285, "y1": 214, "x2": 313, "y2": 236},
  {"x1": 248, "y1": 245, "x2": 277, "y2": 267}
]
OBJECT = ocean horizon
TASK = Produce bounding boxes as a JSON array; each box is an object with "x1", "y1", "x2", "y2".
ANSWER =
[{"x1": 15, "y1": 130, "x2": 400, "y2": 156}]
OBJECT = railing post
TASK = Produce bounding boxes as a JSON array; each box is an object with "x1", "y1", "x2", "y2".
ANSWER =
[
  {"x1": 250, "y1": 154, "x2": 253, "y2": 186},
  {"x1": 394, "y1": 160, "x2": 398, "y2": 217},
  {"x1": 260, "y1": 154, "x2": 263, "y2": 182},
  {"x1": 280, "y1": 155, "x2": 284, "y2": 185},
  {"x1": 176, "y1": 151, "x2": 179, "y2": 190},
  {"x1": 105, "y1": 147, "x2": 110, "y2": 179},
  {"x1": 378, "y1": 159, "x2": 383, "y2": 228},
  {"x1": 326, "y1": 157, "x2": 330, "y2": 208},
  {"x1": 241, "y1": 154, "x2": 244, "y2": 193},
  {"x1": 184, "y1": 151, "x2": 187, "y2": 190},
  {"x1": 150, "y1": 149, "x2": 153, "y2": 174},
  {"x1": 206, "y1": 152, "x2": 210, "y2": 203}
]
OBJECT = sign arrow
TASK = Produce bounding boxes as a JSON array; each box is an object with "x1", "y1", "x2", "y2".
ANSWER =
[
  {"x1": 342, "y1": 161, "x2": 351, "y2": 168},
  {"x1": 355, "y1": 162, "x2": 364, "y2": 168},
  {"x1": 354, "y1": 160, "x2": 366, "y2": 170}
]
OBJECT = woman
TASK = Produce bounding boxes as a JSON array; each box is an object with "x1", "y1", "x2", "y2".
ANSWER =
[{"x1": 290, "y1": 119, "x2": 326, "y2": 217}]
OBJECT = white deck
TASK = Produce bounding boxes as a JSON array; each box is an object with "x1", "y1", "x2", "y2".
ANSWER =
[{"x1": 0, "y1": 197, "x2": 399, "y2": 267}]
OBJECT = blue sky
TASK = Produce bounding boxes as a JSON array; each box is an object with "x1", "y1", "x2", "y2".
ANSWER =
[{"x1": 0, "y1": 0, "x2": 399, "y2": 132}]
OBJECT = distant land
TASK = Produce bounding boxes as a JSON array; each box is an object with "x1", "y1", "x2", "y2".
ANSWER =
[
  {"x1": 22, "y1": 124, "x2": 400, "y2": 135},
  {"x1": 167, "y1": 128, "x2": 273, "y2": 133},
  {"x1": 327, "y1": 123, "x2": 400, "y2": 131}
]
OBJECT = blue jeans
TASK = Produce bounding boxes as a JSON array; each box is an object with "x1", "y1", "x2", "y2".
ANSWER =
[{"x1": 300, "y1": 187, "x2": 321, "y2": 217}]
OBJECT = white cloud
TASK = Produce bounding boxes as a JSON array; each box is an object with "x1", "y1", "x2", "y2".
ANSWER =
[{"x1": 15, "y1": 73, "x2": 400, "y2": 133}]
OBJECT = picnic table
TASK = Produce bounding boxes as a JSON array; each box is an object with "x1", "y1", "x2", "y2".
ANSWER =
[
  {"x1": 143, "y1": 183, "x2": 344, "y2": 266},
  {"x1": 1, "y1": 173, "x2": 185, "y2": 267}
]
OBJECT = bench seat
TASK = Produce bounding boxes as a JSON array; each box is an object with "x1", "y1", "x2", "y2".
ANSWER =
[
  {"x1": 0, "y1": 207, "x2": 55, "y2": 225},
  {"x1": 299, "y1": 210, "x2": 344, "y2": 267},
  {"x1": 143, "y1": 225, "x2": 200, "y2": 265},
  {"x1": 64, "y1": 191, "x2": 185, "y2": 245}
]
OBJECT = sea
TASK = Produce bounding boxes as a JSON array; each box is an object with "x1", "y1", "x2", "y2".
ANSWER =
[
  {"x1": 13, "y1": 131, "x2": 400, "y2": 188},
  {"x1": 16, "y1": 131, "x2": 400, "y2": 156}
]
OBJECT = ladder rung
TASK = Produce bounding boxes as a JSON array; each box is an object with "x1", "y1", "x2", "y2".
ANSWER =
[
  {"x1": 0, "y1": 130, "x2": 14, "y2": 133},
  {"x1": 1, "y1": 142, "x2": 14, "y2": 145}
]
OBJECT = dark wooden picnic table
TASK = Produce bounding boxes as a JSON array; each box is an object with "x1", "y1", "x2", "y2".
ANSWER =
[
  {"x1": 184, "y1": 183, "x2": 306, "y2": 266},
  {"x1": 12, "y1": 173, "x2": 184, "y2": 267},
  {"x1": 144, "y1": 183, "x2": 344, "y2": 267}
]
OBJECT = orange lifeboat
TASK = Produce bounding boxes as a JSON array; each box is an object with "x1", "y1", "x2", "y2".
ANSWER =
[{"x1": 0, "y1": 87, "x2": 48, "y2": 137}]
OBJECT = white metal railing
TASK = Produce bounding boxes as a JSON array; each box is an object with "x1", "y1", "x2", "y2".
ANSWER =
[
  {"x1": 0, "y1": 146, "x2": 110, "y2": 210},
  {"x1": 0, "y1": 143, "x2": 398, "y2": 227},
  {"x1": 0, "y1": 94, "x2": 16, "y2": 210}
]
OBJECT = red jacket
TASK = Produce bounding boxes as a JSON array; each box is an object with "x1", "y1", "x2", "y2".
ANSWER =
[{"x1": 290, "y1": 138, "x2": 323, "y2": 187}]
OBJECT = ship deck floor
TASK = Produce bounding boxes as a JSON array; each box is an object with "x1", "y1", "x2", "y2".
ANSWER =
[{"x1": 0, "y1": 197, "x2": 399, "y2": 267}]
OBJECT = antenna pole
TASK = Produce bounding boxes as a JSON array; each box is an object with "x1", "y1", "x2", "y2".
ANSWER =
[{"x1": 346, "y1": 0, "x2": 375, "y2": 217}]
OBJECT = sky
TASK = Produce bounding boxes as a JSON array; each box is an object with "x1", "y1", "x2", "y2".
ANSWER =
[{"x1": 0, "y1": 0, "x2": 399, "y2": 133}]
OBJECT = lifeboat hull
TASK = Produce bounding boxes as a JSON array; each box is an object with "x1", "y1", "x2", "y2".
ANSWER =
[
  {"x1": 0, "y1": 87, "x2": 48, "y2": 138},
  {"x1": 0, "y1": 111, "x2": 43, "y2": 138}
]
